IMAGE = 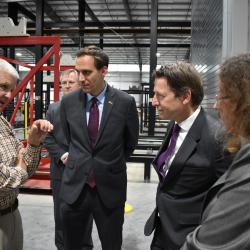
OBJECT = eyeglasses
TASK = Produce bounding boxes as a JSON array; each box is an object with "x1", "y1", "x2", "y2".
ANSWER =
[{"x1": 215, "y1": 94, "x2": 230, "y2": 102}]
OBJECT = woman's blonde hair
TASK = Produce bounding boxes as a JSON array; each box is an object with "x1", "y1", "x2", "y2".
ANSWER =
[{"x1": 219, "y1": 53, "x2": 250, "y2": 152}]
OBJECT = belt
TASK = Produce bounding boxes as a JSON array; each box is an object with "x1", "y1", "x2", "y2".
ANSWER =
[{"x1": 0, "y1": 199, "x2": 18, "y2": 216}]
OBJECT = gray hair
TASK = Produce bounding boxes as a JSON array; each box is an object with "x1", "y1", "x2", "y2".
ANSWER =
[
  {"x1": 0, "y1": 59, "x2": 19, "y2": 80},
  {"x1": 60, "y1": 69, "x2": 78, "y2": 82}
]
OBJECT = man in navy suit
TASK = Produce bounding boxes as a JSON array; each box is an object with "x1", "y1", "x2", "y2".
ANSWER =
[
  {"x1": 44, "y1": 69, "x2": 93, "y2": 250},
  {"x1": 59, "y1": 46, "x2": 139, "y2": 250},
  {"x1": 144, "y1": 63, "x2": 232, "y2": 250}
]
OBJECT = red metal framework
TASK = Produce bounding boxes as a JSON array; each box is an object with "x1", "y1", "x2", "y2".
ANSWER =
[{"x1": 0, "y1": 36, "x2": 60, "y2": 125}]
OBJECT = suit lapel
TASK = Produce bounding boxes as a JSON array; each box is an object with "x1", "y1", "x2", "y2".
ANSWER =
[
  {"x1": 163, "y1": 135, "x2": 197, "y2": 184},
  {"x1": 95, "y1": 85, "x2": 115, "y2": 147},
  {"x1": 163, "y1": 109, "x2": 205, "y2": 185},
  {"x1": 78, "y1": 90, "x2": 92, "y2": 150},
  {"x1": 153, "y1": 121, "x2": 175, "y2": 178}
]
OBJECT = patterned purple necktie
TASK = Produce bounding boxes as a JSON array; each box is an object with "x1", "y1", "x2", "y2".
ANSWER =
[
  {"x1": 87, "y1": 97, "x2": 99, "y2": 188},
  {"x1": 157, "y1": 123, "x2": 181, "y2": 178}
]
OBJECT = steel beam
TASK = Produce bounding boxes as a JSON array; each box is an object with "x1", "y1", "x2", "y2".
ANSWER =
[
  {"x1": 35, "y1": 0, "x2": 44, "y2": 120},
  {"x1": 27, "y1": 28, "x2": 191, "y2": 35},
  {"x1": 148, "y1": 0, "x2": 158, "y2": 136},
  {"x1": 60, "y1": 43, "x2": 190, "y2": 48},
  {"x1": 16, "y1": 2, "x2": 36, "y2": 21},
  {"x1": 122, "y1": 0, "x2": 142, "y2": 67},
  {"x1": 27, "y1": 20, "x2": 191, "y2": 28}
]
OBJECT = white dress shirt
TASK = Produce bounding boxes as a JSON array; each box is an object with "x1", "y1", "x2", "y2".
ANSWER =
[{"x1": 164, "y1": 106, "x2": 201, "y2": 174}]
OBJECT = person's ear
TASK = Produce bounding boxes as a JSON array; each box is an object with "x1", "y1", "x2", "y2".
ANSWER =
[
  {"x1": 101, "y1": 66, "x2": 108, "y2": 77},
  {"x1": 180, "y1": 89, "x2": 191, "y2": 105}
]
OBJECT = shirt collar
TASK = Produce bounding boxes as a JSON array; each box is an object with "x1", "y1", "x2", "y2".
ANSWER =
[
  {"x1": 86, "y1": 82, "x2": 107, "y2": 104},
  {"x1": 178, "y1": 106, "x2": 201, "y2": 132}
]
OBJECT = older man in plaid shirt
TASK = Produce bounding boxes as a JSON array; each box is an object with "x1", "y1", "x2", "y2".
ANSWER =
[{"x1": 0, "y1": 59, "x2": 53, "y2": 250}]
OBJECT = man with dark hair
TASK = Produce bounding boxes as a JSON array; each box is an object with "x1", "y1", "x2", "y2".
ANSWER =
[
  {"x1": 44, "y1": 69, "x2": 93, "y2": 250},
  {"x1": 0, "y1": 59, "x2": 53, "y2": 250},
  {"x1": 60, "y1": 46, "x2": 139, "y2": 250},
  {"x1": 144, "y1": 62, "x2": 232, "y2": 250}
]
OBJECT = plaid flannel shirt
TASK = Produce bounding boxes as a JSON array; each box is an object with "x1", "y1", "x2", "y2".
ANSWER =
[{"x1": 0, "y1": 116, "x2": 41, "y2": 209}]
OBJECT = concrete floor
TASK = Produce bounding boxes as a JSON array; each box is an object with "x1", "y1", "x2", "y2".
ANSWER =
[{"x1": 19, "y1": 163, "x2": 159, "y2": 250}]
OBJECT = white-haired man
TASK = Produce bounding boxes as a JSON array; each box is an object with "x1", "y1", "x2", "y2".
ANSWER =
[{"x1": 0, "y1": 59, "x2": 53, "y2": 250}]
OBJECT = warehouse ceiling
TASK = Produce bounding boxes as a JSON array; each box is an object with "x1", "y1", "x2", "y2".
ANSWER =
[{"x1": 0, "y1": 0, "x2": 191, "y2": 66}]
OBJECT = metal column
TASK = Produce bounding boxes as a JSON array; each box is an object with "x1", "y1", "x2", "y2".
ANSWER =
[
  {"x1": 148, "y1": 0, "x2": 158, "y2": 136},
  {"x1": 35, "y1": 0, "x2": 44, "y2": 119}
]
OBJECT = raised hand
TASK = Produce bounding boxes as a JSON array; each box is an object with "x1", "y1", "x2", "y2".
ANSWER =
[{"x1": 27, "y1": 119, "x2": 53, "y2": 147}]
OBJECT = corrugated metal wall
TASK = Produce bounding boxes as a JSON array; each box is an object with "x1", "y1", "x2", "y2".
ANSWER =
[{"x1": 191, "y1": 0, "x2": 223, "y2": 111}]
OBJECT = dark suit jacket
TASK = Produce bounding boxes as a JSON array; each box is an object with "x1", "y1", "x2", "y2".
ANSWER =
[
  {"x1": 181, "y1": 141, "x2": 250, "y2": 250},
  {"x1": 60, "y1": 85, "x2": 139, "y2": 209},
  {"x1": 44, "y1": 101, "x2": 67, "y2": 180},
  {"x1": 145, "y1": 108, "x2": 232, "y2": 250}
]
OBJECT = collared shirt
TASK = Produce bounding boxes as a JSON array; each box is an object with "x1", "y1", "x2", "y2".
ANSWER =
[
  {"x1": 164, "y1": 106, "x2": 201, "y2": 173},
  {"x1": 86, "y1": 83, "x2": 107, "y2": 126},
  {"x1": 0, "y1": 116, "x2": 41, "y2": 209}
]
